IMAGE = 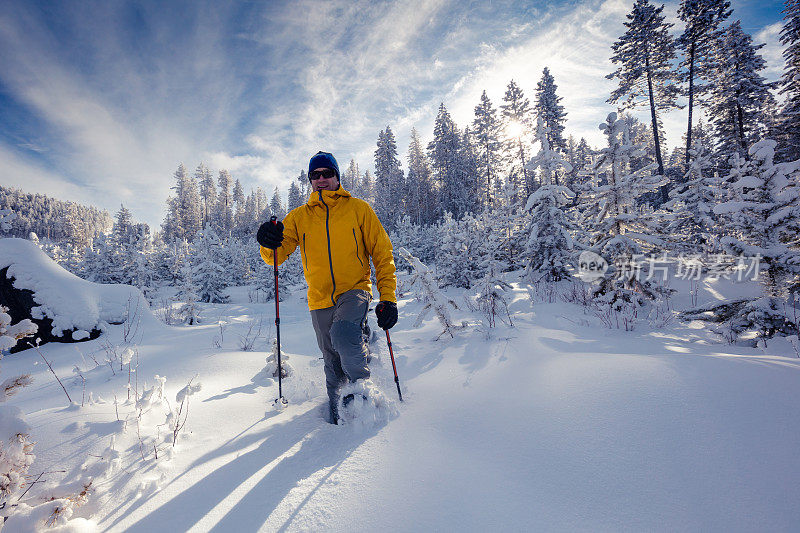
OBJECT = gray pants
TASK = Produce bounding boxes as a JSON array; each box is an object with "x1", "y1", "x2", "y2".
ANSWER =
[{"x1": 310, "y1": 289, "x2": 371, "y2": 418}]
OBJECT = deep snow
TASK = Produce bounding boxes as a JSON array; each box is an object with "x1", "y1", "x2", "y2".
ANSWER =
[{"x1": 3, "y1": 275, "x2": 800, "y2": 531}]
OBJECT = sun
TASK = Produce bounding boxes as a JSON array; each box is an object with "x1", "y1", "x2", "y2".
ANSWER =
[{"x1": 506, "y1": 120, "x2": 524, "y2": 138}]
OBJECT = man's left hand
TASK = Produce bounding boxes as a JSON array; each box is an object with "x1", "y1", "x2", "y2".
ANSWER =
[{"x1": 375, "y1": 301, "x2": 398, "y2": 330}]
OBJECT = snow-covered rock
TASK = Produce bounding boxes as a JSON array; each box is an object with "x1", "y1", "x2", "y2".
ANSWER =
[{"x1": 0, "y1": 238, "x2": 156, "y2": 343}]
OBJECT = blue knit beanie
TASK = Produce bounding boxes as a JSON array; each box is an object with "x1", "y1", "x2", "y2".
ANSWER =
[{"x1": 308, "y1": 151, "x2": 340, "y2": 180}]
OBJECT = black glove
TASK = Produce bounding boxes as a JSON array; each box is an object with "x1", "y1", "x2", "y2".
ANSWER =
[
  {"x1": 257, "y1": 220, "x2": 284, "y2": 249},
  {"x1": 375, "y1": 301, "x2": 398, "y2": 330}
]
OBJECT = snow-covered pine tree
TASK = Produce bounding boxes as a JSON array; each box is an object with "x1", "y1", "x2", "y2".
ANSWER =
[
  {"x1": 583, "y1": 113, "x2": 671, "y2": 328},
  {"x1": 706, "y1": 139, "x2": 800, "y2": 342},
  {"x1": 195, "y1": 164, "x2": 216, "y2": 230},
  {"x1": 663, "y1": 138, "x2": 719, "y2": 251},
  {"x1": 607, "y1": 0, "x2": 679, "y2": 183},
  {"x1": 0, "y1": 209, "x2": 16, "y2": 234},
  {"x1": 472, "y1": 90, "x2": 504, "y2": 209},
  {"x1": 269, "y1": 187, "x2": 285, "y2": 220},
  {"x1": 523, "y1": 119, "x2": 576, "y2": 282},
  {"x1": 215, "y1": 170, "x2": 234, "y2": 237},
  {"x1": 397, "y1": 247, "x2": 461, "y2": 340},
  {"x1": 287, "y1": 181, "x2": 303, "y2": 212},
  {"x1": 176, "y1": 263, "x2": 201, "y2": 325},
  {"x1": 0, "y1": 305, "x2": 36, "y2": 504},
  {"x1": 775, "y1": 0, "x2": 800, "y2": 162},
  {"x1": 677, "y1": 0, "x2": 732, "y2": 165},
  {"x1": 361, "y1": 170, "x2": 374, "y2": 206},
  {"x1": 232, "y1": 179, "x2": 246, "y2": 237},
  {"x1": 163, "y1": 164, "x2": 202, "y2": 243},
  {"x1": 500, "y1": 80, "x2": 534, "y2": 201},
  {"x1": 429, "y1": 104, "x2": 470, "y2": 220},
  {"x1": 406, "y1": 128, "x2": 436, "y2": 225},
  {"x1": 374, "y1": 126, "x2": 405, "y2": 231},
  {"x1": 534, "y1": 67, "x2": 568, "y2": 153},
  {"x1": 342, "y1": 159, "x2": 360, "y2": 198},
  {"x1": 707, "y1": 21, "x2": 777, "y2": 163},
  {"x1": 191, "y1": 225, "x2": 229, "y2": 304}
]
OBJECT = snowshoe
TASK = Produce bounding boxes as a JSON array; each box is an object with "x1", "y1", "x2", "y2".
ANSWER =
[{"x1": 336, "y1": 379, "x2": 398, "y2": 428}]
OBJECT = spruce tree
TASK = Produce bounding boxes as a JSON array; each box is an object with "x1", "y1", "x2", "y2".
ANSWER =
[
  {"x1": 406, "y1": 128, "x2": 436, "y2": 225},
  {"x1": 776, "y1": 0, "x2": 800, "y2": 161},
  {"x1": 607, "y1": 0, "x2": 679, "y2": 182},
  {"x1": 215, "y1": 170, "x2": 234, "y2": 236},
  {"x1": 676, "y1": 0, "x2": 732, "y2": 165},
  {"x1": 287, "y1": 181, "x2": 303, "y2": 212},
  {"x1": 196, "y1": 164, "x2": 216, "y2": 229},
  {"x1": 428, "y1": 104, "x2": 469, "y2": 220},
  {"x1": 534, "y1": 67, "x2": 568, "y2": 152},
  {"x1": 472, "y1": 90, "x2": 503, "y2": 209},
  {"x1": 708, "y1": 21, "x2": 777, "y2": 163},
  {"x1": 500, "y1": 80, "x2": 534, "y2": 199},
  {"x1": 374, "y1": 126, "x2": 405, "y2": 231},
  {"x1": 270, "y1": 187, "x2": 285, "y2": 220}
]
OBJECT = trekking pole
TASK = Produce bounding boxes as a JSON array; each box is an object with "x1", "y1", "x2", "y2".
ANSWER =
[
  {"x1": 384, "y1": 330, "x2": 403, "y2": 402},
  {"x1": 270, "y1": 216, "x2": 287, "y2": 407}
]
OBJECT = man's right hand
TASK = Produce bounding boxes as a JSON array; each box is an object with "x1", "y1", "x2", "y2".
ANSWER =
[{"x1": 257, "y1": 220, "x2": 284, "y2": 249}]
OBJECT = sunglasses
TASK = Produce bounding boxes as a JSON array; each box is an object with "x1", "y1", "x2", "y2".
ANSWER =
[{"x1": 310, "y1": 168, "x2": 337, "y2": 180}]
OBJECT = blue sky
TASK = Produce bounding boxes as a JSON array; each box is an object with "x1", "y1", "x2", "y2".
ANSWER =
[{"x1": 0, "y1": 0, "x2": 787, "y2": 228}]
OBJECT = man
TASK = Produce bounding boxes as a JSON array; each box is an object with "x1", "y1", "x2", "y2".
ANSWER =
[{"x1": 257, "y1": 151, "x2": 398, "y2": 424}]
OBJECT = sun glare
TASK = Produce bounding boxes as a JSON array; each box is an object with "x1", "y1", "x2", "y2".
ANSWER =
[{"x1": 506, "y1": 120, "x2": 524, "y2": 138}]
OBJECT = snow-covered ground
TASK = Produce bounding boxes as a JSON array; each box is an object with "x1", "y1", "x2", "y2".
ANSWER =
[{"x1": 4, "y1": 276, "x2": 800, "y2": 531}]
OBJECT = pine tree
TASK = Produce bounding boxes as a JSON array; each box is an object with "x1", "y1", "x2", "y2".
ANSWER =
[
  {"x1": 472, "y1": 90, "x2": 503, "y2": 209},
  {"x1": 196, "y1": 164, "x2": 216, "y2": 229},
  {"x1": 676, "y1": 0, "x2": 732, "y2": 165},
  {"x1": 361, "y1": 170, "x2": 374, "y2": 205},
  {"x1": 374, "y1": 126, "x2": 405, "y2": 231},
  {"x1": 707, "y1": 139, "x2": 800, "y2": 341},
  {"x1": 607, "y1": 0, "x2": 679, "y2": 183},
  {"x1": 269, "y1": 187, "x2": 285, "y2": 220},
  {"x1": 523, "y1": 120, "x2": 576, "y2": 282},
  {"x1": 406, "y1": 128, "x2": 436, "y2": 225},
  {"x1": 776, "y1": 0, "x2": 800, "y2": 161},
  {"x1": 500, "y1": 80, "x2": 534, "y2": 200},
  {"x1": 191, "y1": 225, "x2": 229, "y2": 304},
  {"x1": 428, "y1": 104, "x2": 470, "y2": 220},
  {"x1": 215, "y1": 170, "x2": 234, "y2": 237},
  {"x1": 176, "y1": 263, "x2": 201, "y2": 325},
  {"x1": 663, "y1": 138, "x2": 719, "y2": 250},
  {"x1": 708, "y1": 21, "x2": 777, "y2": 163},
  {"x1": 163, "y1": 164, "x2": 202, "y2": 243},
  {"x1": 534, "y1": 67, "x2": 568, "y2": 152},
  {"x1": 287, "y1": 181, "x2": 303, "y2": 212},
  {"x1": 343, "y1": 159, "x2": 360, "y2": 197},
  {"x1": 232, "y1": 179, "x2": 245, "y2": 235},
  {"x1": 583, "y1": 113, "x2": 671, "y2": 327}
]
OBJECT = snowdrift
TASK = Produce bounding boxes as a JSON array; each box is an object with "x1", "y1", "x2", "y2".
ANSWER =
[{"x1": 0, "y1": 238, "x2": 153, "y2": 351}]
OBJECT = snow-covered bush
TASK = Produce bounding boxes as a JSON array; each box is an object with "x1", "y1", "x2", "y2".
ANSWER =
[
  {"x1": 0, "y1": 305, "x2": 37, "y2": 512},
  {"x1": 473, "y1": 258, "x2": 514, "y2": 329},
  {"x1": 399, "y1": 247, "x2": 461, "y2": 339}
]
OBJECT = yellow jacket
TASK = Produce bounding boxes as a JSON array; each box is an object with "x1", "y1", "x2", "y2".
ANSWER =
[{"x1": 260, "y1": 187, "x2": 397, "y2": 310}]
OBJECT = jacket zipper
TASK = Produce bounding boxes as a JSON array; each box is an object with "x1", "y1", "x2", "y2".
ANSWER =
[
  {"x1": 319, "y1": 191, "x2": 336, "y2": 305},
  {"x1": 352, "y1": 228, "x2": 363, "y2": 267},
  {"x1": 302, "y1": 233, "x2": 307, "y2": 267}
]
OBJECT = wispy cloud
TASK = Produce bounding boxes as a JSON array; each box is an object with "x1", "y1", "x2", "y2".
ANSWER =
[{"x1": 0, "y1": 0, "x2": 785, "y2": 228}]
